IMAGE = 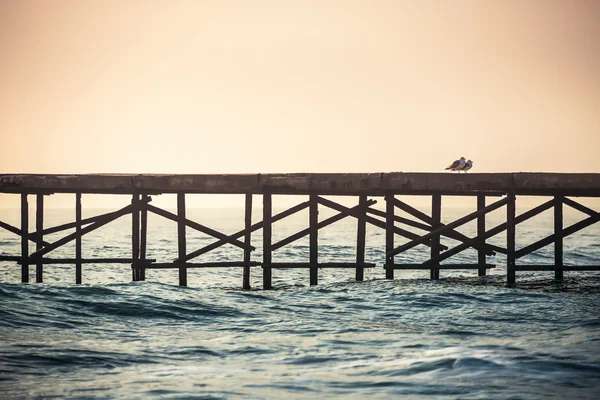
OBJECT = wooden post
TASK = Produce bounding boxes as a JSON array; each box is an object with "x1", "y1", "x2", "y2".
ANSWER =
[
  {"x1": 75, "y1": 193, "x2": 82, "y2": 284},
  {"x1": 385, "y1": 194, "x2": 394, "y2": 280},
  {"x1": 430, "y1": 194, "x2": 441, "y2": 280},
  {"x1": 263, "y1": 193, "x2": 272, "y2": 290},
  {"x1": 243, "y1": 193, "x2": 252, "y2": 290},
  {"x1": 309, "y1": 194, "x2": 318, "y2": 286},
  {"x1": 507, "y1": 193, "x2": 516, "y2": 286},
  {"x1": 554, "y1": 195, "x2": 563, "y2": 280},
  {"x1": 477, "y1": 194, "x2": 486, "y2": 277},
  {"x1": 36, "y1": 194, "x2": 44, "y2": 283},
  {"x1": 132, "y1": 194, "x2": 140, "y2": 282},
  {"x1": 139, "y1": 194, "x2": 148, "y2": 281},
  {"x1": 21, "y1": 193, "x2": 28, "y2": 283},
  {"x1": 177, "y1": 193, "x2": 187, "y2": 286},
  {"x1": 356, "y1": 195, "x2": 367, "y2": 281}
]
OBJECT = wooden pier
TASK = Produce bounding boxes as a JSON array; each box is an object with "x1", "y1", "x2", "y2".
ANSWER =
[{"x1": 1, "y1": 172, "x2": 600, "y2": 288}]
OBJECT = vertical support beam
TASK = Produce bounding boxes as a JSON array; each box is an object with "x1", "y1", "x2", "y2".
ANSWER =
[
  {"x1": 430, "y1": 194, "x2": 441, "y2": 280},
  {"x1": 477, "y1": 194, "x2": 487, "y2": 277},
  {"x1": 132, "y1": 194, "x2": 140, "y2": 282},
  {"x1": 554, "y1": 195, "x2": 564, "y2": 280},
  {"x1": 309, "y1": 194, "x2": 318, "y2": 286},
  {"x1": 356, "y1": 195, "x2": 367, "y2": 281},
  {"x1": 507, "y1": 192, "x2": 516, "y2": 286},
  {"x1": 75, "y1": 193, "x2": 82, "y2": 284},
  {"x1": 263, "y1": 193, "x2": 272, "y2": 290},
  {"x1": 243, "y1": 193, "x2": 252, "y2": 290},
  {"x1": 139, "y1": 194, "x2": 148, "y2": 281},
  {"x1": 385, "y1": 193, "x2": 394, "y2": 280},
  {"x1": 177, "y1": 193, "x2": 187, "y2": 287},
  {"x1": 21, "y1": 193, "x2": 28, "y2": 283},
  {"x1": 36, "y1": 194, "x2": 44, "y2": 283}
]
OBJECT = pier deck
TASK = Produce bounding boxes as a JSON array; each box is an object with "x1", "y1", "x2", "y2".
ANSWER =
[{"x1": 1, "y1": 173, "x2": 599, "y2": 288}]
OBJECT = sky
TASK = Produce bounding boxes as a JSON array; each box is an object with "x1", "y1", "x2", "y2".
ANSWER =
[{"x1": 0, "y1": 0, "x2": 598, "y2": 176}]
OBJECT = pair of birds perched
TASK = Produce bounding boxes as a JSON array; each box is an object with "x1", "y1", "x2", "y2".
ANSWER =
[{"x1": 445, "y1": 157, "x2": 473, "y2": 173}]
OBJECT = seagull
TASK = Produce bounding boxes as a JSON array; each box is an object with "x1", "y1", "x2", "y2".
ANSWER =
[
  {"x1": 445, "y1": 157, "x2": 466, "y2": 172},
  {"x1": 458, "y1": 159, "x2": 473, "y2": 173}
]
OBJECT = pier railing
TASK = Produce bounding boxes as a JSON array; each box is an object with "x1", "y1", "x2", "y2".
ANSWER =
[{"x1": 1, "y1": 173, "x2": 599, "y2": 288}]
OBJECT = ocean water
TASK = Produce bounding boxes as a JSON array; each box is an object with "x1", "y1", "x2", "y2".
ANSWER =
[{"x1": 1, "y1": 196, "x2": 600, "y2": 399}]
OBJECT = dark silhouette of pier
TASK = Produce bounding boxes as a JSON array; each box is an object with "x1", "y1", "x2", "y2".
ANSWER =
[{"x1": 1, "y1": 172, "x2": 599, "y2": 288}]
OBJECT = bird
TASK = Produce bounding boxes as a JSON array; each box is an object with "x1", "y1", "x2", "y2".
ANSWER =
[
  {"x1": 445, "y1": 157, "x2": 466, "y2": 172},
  {"x1": 457, "y1": 159, "x2": 473, "y2": 173}
]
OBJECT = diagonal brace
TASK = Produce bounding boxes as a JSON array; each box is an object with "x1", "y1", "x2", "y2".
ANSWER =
[
  {"x1": 317, "y1": 196, "x2": 447, "y2": 250},
  {"x1": 0, "y1": 220, "x2": 50, "y2": 246},
  {"x1": 388, "y1": 196, "x2": 510, "y2": 257},
  {"x1": 392, "y1": 199, "x2": 499, "y2": 256},
  {"x1": 271, "y1": 199, "x2": 377, "y2": 251},
  {"x1": 28, "y1": 199, "x2": 148, "y2": 261},
  {"x1": 174, "y1": 201, "x2": 310, "y2": 262},
  {"x1": 147, "y1": 204, "x2": 253, "y2": 252}
]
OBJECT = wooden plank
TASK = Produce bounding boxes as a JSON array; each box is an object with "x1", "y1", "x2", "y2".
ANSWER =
[
  {"x1": 263, "y1": 193, "x2": 272, "y2": 290},
  {"x1": 389, "y1": 264, "x2": 496, "y2": 270},
  {"x1": 147, "y1": 204, "x2": 253, "y2": 252},
  {"x1": 507, "y1": 194, "x2": 516, "y2": 286},
  {"x1": 270, "y1": 262, "x2": 376, "y2": 269},
  {"x1": 0, "y1": 255, "x2": 21, "y2": 262},
  {"x1": 36, "y1": 194, "x2": 43, "y2": 283},
  {"x1": 554, "y1": 196, "x2": 563, "y2": 280},
  {"x1": 386, "y1": 194, "x2": 394, "y2": 279},
  {"x1": 515, "y1": 265, "x2": 600, "y2": 271},
  {"x1": 3, "y1": 173, "x2": 600, "y2": 196},
  {"x1": 141, "y1": 261, "x2": 261, "y2": 269},
  {"x1": 356, "y1": 195, "x2": 367, "y2": 281},
  {"x1": 19, "y1": 258, "x2": 156, "y2": 264},
  {"x1": 477, "y1": 194, "x2": 486, "y2": 276},
  {"x1": 177, "y1": 193, "x2": 187, "y2": 286},
  {"x1": 309, "y1": 194, "x2": 318, "y2": 286},
  {"x1": 389, "y1": 196, "x2": 510, "y2": 257},
  {"x1": 21, "y1": 193, "x2": 28, "y2": 283},
  {"x1": 430, "y1": 194, "x2": 441, "y2": 280},
  {"x1": 176, "y1": 200, "x2": 309, "y2": 262},
  {"x1": 243, "y1": 193, "x2": 252, "y2": 290},
  {"x1": 75, "y1": 193, "x2": 82, "y2": 284}
]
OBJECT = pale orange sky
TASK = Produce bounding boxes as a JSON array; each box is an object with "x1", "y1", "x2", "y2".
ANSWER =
[{"x1": 1, "y1": 0, "x2": 599, "y2": 175}]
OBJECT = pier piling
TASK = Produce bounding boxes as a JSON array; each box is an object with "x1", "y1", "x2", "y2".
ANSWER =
[{"x1": 36, "y1": 194, "x2": 44, "y2": 283}]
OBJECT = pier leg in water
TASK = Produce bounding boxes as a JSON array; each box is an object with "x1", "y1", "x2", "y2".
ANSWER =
[
  {"x1": 21, "y1": 193, "x2": 28, "y2": 283},
  {"x1": 554, "y1": 195, "x2": 563, "y2": 280},
  {"x1": 76, "y1": 193, "x2": 82, "y2": 284},
  {"x1": 131, "y1": 194, "x2": 140, "y2": 282},
  {"x1": 477, "y1": 194, "x2": 487, "y2": 277},
  {"x1": 263, "y1": 193, "x2": 272, "y2": 290},
  {"x1": 507, "y1": 193, "x2": 516, "y2": 286},
  {"x1": 177, "y1": 193, "x2": 187, "y2": 286},
  {"x1": 430, "y1": 194, "x2": 441, "y2": 280},
  {"x1": 310, "y1": 194, "x2": 318, "y2": 286},
  {"x1": 356, "y1": 195, "x2": 367, "y2": 281},
  {"x1": 385, "y1": 194, "x2": 394, "y2": 279},
  {"x1": 243, "y1": 193, "x2": 252, "y2": 290},
  {"x1": 139, "y1": 194, "x2": 148, "y2": 281},
  {"x1": 36, "y1": 194, "x2": 44, "y2": 283}
]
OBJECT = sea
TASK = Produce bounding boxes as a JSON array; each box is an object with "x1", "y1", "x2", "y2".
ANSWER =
[{"x1": 1, "y1": 195, "x2": 600, "y2": 399}]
